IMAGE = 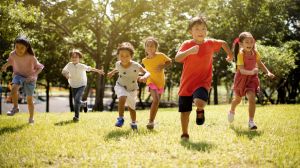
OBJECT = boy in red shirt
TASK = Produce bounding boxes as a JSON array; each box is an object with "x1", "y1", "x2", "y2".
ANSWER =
[{"x1": 175, "y1": 16, "x2": 233, "y2": 140}]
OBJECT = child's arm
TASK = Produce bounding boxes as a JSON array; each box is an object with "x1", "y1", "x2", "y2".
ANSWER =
[
  {"x1": 107, "y1": 69, "x2": 118, "y2": 78},
  {"x1": 219, "y1": 40, "x2": 233, "y2": 61},
  {"x1": 175, "y1": 45, "x2": 199, "y2": 62},
  {"x1": 138, "y1": 67, "x2": 150, "y2": 83},
  {"x1": 89, "y1": 67, "x2": 104, "y2": 75},
  {"x1": 157, "y1": 60, "x2": 172, "y2": 71},
  {"x1": 238, "y1": 65, "x2": 258, "y2": 75},
  {"x1": 62, "y1": 69, "x2": 70, "y2": 79},
  {"x1": 1, "y1": 62, "x2": 11, "y2": 72},
  {"x1": 257, "y1": 60, "x2": 275, "y2": 78}
]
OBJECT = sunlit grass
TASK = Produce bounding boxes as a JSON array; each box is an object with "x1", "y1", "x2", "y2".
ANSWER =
[{"x1": 0, "y1": 105, "x2": 299, "y2": 167}]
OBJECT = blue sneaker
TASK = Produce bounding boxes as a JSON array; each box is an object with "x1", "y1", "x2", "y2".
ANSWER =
[
  {"x1": 115, "y1": 117, "x2": 124, "y2": 127},
  {"x1": 130, "y1": 122, "x2": 138, "y2": 131}
]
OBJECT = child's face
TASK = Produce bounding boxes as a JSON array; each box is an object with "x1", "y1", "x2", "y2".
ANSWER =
[
  {"x1": 189, "y1": 23, "x2": 207, "y2": 42},
  {"x1": 240, "y1": 37, "x2": 255, "y2": 52},
  {"x1": 118, "y1": 50, "x2": 132, "y2": 65},
  {"x1": 71, "y1": 53, "x2": 80, "y2": 64},
  {"x1": 145, "y1": 41, "x2": 157, "y2": 56},
  {"x1": 15, "y1": 43, "x2": 27, "y2": 56}
]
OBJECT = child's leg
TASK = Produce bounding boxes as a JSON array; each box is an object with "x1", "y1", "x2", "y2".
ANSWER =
[
  {"x1": 11, "y1": 84, "x2": 20, "y2": 108},
  {"x1": 27, "y1": 96, "x2": 34, "y2": 119},
  {"x1": 246, "y1": 91, "x2": 256, "y2": 121},
  {"x1": 118, "y1": 96, "x2": 127, "y2": 118},
  {"x1": 230, "y1": 95, "x2": 242, "y2": 113},
  {"x1": 194, "y1": 98, "x2": 206, "y2": 117},
  {"x1": 128, "y1": 107, "x2": 136, "y2": 122},
  {"x1": 73, "y1": 86, "x2": 85, "y2": 118},
  {"x1": 149, "y1": 89, "x2": 161, "y2": 122},
  {"x1": 181, "y1": 112, "x2": 191, "y2": 135}
]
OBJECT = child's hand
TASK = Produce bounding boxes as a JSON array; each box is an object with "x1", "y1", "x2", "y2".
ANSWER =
[
  {"x1": 107, "y1": 72, "x2": 114, "y2": 78},
  {"x1": 252, "y1": 68, "x2": 259, "y2": 75},
  {"x1": 97, "y1": 69, "x2": 104, "y2": 75},
  {"x1": 267, "y1": 72, "x2": 275, "y2": 79},
  {"x1": 156, "y1": 64, "x2": 165, "y2": 72},
  {"x1": 188, "y1": 45, "x2": 199, "y2": 55},
  {"x1": 138, "y1": 76, "x2": 147, "y2": 83},
  {"x1": 1, "y1": 65, "x2": 7, "y2": 72},
  {"x1": 226, "y1": 54, "x2": 233, "y2": 62}
]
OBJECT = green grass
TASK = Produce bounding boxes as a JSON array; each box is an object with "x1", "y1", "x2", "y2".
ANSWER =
[{"x1": 0, "y1": 105, "x2": 299, "y2": 167}]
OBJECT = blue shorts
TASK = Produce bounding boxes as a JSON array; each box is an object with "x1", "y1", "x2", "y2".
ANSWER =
[
  {"x1": 178, "y1": 87, "x2": 208, "y2": 112},
  {"x1": 12, "y1": 75, "x2": 36, "y2": 96}
]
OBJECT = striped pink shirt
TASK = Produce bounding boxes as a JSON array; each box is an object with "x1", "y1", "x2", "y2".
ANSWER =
[{"x1": 7, "y1": 51, "x2": 44, "y2": 78}]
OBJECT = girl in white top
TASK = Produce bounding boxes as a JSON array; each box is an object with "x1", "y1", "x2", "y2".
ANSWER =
[
  {"x1": 62, "y1": 49, "x2": 104, "y2": 121},
  {"x1": 108, "y1": 42, "x2": 150, "y2": 130}
]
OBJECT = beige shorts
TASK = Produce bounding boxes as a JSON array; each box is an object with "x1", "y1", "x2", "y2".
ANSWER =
[{"x1": 114, "y1": 84, "x2": 137, "y2": 110}]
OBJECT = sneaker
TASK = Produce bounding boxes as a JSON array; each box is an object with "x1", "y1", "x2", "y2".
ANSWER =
[
  {"x1": 248, "y1": 121, "x2": 257, "y2": 130},
  {"x1": 196, "y1": 110, "x2": 205, "y2": 125},
  {"x1": 7, "y1": 107, "x2": 19, "y2": 116},
  {"x1": 115, "y1": 117, "x2": 124, "y2": 127},
  {"x1": 73, "y1": 117, "x2": 79, "y2": 122},
  {"x1": 130, "y1": 122, "x2": 138, "y2": 131},
  {"x1": 181, "y1": 134, "x2": 189, "y2": 140},
  {"x1": 146, "y1": 122, "x2": 154, "y2": 130},
  {"x1": 228, "y1": 112, "x2": 235, "y2": 123},
  {"x1": 29, "y1": 118, "x2": 34, "y2": 125}
]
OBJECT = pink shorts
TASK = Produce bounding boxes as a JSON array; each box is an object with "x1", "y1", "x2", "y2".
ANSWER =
[{"x1": 148, "y1": 83, "x2": 164, "y2": 94}]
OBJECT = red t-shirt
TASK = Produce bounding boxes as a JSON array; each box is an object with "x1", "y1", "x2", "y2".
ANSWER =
[{"x1": 178, "y1": 39, "x2": 222, "y2": 96}]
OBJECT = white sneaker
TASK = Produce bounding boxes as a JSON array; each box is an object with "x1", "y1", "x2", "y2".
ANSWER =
[
  {"x1": 248, "y1": 121, "x2": 257, "y2": 130},
  {"x1": 228, "y1": 112, "x2": 235, "y2": 123},
  {"x1": 146, "y1": 122, "x2": 155, "y2": 130},
  {"x1": 7, "y1": 107, "x2": 19, "y2": 116}
]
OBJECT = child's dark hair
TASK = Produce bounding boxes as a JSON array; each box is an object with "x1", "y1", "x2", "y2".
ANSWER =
[
  {"x1": 69, "y1": 49, "x2": 83, "y2": 58},
  {"x1": 117, "y1": 42, "x2": 134, "y2": 56},
  {"x1": 144, "y1": 36, "x2": 159, "y2": 56},
  {"x1": 233, "y1": 32, "x2": 254, "y2": 62},
  {"x1": 14, "y1": 36, "x2": 34, "y2": 56},
  {"x1": 188, "y1": 15, "x2": 207, "y2": 31}
]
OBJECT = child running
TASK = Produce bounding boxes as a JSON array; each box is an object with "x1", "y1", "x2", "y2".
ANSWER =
[
  {"x1": 142, "y1": 37, "x2": 171, "y2": 129},
  {"x1": 108, "y1": 42, "x2": 150, "y2": 131},
  {"x1": 1, "y1": 36, "x2": 44, "y2": 124},
  {"x1": 228, "y1": 32, "x2": 275, "y2": 130},
  {"x1": 175, "y1": 16, "x2": 233, "y2": 140},
  {"x1": 62, "y1": 49, "x2": 104, "y2": 122}
]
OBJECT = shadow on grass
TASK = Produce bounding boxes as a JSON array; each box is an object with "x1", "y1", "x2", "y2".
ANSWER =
[
  {"x1": 105, "y1": 129, "x2": 132, "y2": 141},
  {"x1": 180, "y1": 140, "x2": 214, "y2": 152},
  {"x1": 54, "y1": 120, "x2": 76, "y2": 126},
  {"x1": 230, "y1": 125, "x2": 263, "y2": 140},
  {"x1": 0, "y1": 124, "x2": 27, "y2": 136}
]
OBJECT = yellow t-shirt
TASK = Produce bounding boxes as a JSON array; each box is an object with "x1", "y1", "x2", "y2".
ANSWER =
[
  {"x1": 142, "y1": 52, "x2": 171, "y2": 88},
  {"x1": 236, "y1": 50, "x2": 261, "y2": 68}
]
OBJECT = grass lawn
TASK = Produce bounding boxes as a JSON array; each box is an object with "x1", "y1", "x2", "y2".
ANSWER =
[{"x1": 0, "y1": 104, "x2": 299, "y2": 167}]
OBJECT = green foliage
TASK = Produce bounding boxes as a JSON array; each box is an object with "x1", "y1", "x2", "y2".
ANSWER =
[
  {"x1": 256, "y1": 42, "x2": 296, "y2": 92},
  {"x1": 0, "y1": 105, "x2": 299, "y2": 167}
]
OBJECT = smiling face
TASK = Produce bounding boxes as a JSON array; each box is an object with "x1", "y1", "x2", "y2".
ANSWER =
[
  {"x1": 145, "y1": 40, "x2": 157, "y2": 56},
  {"x1": 189, "y1": 23, "x2": 207, "y2": 43},
  {"x1": 71, "y1": 53, "x2": 80, "y2": 64},
  {"x1": 15, "y1": 43, "x2": 27, "y2": 56},
  {"x1": 240, "y1": 36, "x2": 255, "y2": 52},
  {"x1": 118, "y1": 50, "x2": 132, "y2": 65}
]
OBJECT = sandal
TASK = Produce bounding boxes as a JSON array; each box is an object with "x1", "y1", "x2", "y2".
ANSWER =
[{"x1": 196, "y1": 110, "x2": 205, "y2": 125}]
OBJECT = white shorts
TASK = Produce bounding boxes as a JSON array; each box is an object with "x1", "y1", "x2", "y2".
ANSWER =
[{"x1": 114, "y1": 84, "x2": 137, "y2": 110}]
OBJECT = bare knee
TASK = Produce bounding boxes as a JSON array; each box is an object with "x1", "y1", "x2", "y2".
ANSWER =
[{"x1": 233, "y1": 96, "x2": 242, "y2": 104}]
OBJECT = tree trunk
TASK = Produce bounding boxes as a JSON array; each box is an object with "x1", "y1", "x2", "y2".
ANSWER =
[
  {"x1": 213, "y1": 74, "x2": 218, "y2": 105},
  {"x1": 69, "y1": 87, "x2": 74, "y2": 112},
  {"x1": 45, "y1": 80, "x2": 50, "y2": 112},
  {"x1": 0, "y1": 85, "x2": 2, "y2": 115},
  {"x1": 93, "y1": 75, "x2": 104, "y2": 111}
]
